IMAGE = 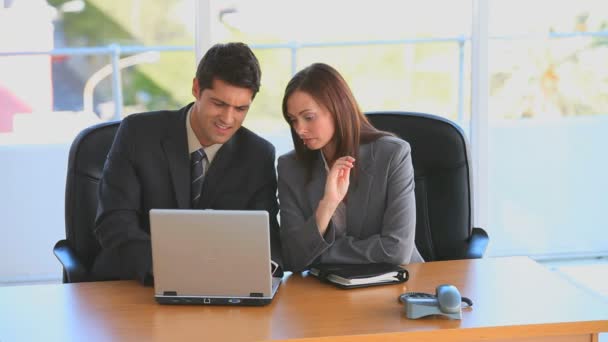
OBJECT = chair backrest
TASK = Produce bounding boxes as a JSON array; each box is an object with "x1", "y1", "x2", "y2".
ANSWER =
[
  {"x1": 64, "y1": 121, "x2": 120, "y2": 271},
  {"x1": 365, "y1": 112, "x2": 473, "y2": 261}
]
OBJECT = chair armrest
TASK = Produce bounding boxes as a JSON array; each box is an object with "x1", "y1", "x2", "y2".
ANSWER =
[
  {"x1": 465, "y1": 227, "x2": 489, "y2": 259},
  {"x1": 53, "y1": 240, "x2": 88, "y2": 283}
]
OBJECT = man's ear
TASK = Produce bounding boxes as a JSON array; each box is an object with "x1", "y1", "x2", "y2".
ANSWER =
[{"x1": 192, "y1": 78, "x2": 200, "y2": 99}]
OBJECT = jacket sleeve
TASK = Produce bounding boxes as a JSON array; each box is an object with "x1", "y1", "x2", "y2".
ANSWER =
[
  {"x1": 94, "y1": 117, "x2": 153, "y2": 285},
  {"x1": 277, "y1": 157, "x2": 336, "y2": 273},
  {"x1": 318, "y1": 142, "x2": 418, "y2": 265}
]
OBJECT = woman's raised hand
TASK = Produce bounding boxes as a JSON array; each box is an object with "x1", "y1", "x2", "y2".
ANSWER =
[{"x1": 323, "y1": 156, "x2": 355, "y2": 205}]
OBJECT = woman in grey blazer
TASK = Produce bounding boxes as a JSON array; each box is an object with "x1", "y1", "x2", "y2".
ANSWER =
[{"x1": 278, "y1": 63, "x2": 424, "y2": 272}]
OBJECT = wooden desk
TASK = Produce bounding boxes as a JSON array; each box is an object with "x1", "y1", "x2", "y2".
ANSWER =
[{"x1": 0, "y1": 257, "x2": 606, "y2": 341}]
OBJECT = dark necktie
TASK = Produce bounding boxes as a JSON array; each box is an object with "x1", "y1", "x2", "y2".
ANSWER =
[{"x1": 190, "y1": 148, "x2": 207, "y2": 208}]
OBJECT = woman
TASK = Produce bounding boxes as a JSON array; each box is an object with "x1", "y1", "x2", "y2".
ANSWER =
[{"x1": 278, "y1": 63, "x2": 423, "y2": 272}]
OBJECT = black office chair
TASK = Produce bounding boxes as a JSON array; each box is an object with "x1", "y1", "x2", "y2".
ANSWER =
[
  {"x1": 53, "y1": 121, "x2": 120, "y2": 283},
  {"x1": 365, "y1": 111, "x2": 489, "y2": 261}
]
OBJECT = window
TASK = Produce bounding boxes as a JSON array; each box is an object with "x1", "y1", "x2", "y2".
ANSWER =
[
  {"x1": 487, "y1": 0, "x2": 608, "y2": 257},
  {"x1": 206, "y1": 0, "x2": 473, "y2": 156},
  {"x1": 0, "y1": 0, "x2": 195, "y2": 283}
]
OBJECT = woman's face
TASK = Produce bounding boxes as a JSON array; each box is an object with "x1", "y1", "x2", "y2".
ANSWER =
[{"x1": 286, "y1": 90, "x2": 336, "y2": 154}]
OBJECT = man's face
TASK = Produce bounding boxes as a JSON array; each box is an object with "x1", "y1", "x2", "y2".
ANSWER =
[{"x1": 190, "y1": 78, "x2": 253, "y2": 147}]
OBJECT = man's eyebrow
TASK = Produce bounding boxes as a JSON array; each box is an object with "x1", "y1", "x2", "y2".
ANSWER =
[
  {"x1": 209, "y1": 96, "x2": 226, "y2": 104},
  {"x1": 209, "y1": 96, "x2": 250, "y2": 108}
]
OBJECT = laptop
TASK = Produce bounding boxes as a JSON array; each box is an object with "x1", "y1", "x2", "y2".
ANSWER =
[{"x1": 149, "y1": 209, "x2": 282, "y2": 306}]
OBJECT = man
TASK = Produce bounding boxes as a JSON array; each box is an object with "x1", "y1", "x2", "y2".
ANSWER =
[{"x1": 91, "y1": 42, "x2": 282, "y2": 285}]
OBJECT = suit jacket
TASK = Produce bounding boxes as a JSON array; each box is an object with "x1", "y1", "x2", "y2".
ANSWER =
[
  {"x1": 277, "y1": 136, "x2": 423, "y2": 272},
  {"x1": 92, "y1": 103, "x2": 282, "y2": 284}
]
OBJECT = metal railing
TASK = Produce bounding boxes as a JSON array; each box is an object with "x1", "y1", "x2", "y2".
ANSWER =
[
  {"x1": 1, "y1": 45, "x2": 192, "y2": 121},
  {"x1": 1, "y1": 30, "x2": 607, "y2": 122}
]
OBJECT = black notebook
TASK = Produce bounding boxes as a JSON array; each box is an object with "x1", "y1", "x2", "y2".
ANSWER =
[{"x1": 309, "y1": 263, "x2": 408, "y2": 289}]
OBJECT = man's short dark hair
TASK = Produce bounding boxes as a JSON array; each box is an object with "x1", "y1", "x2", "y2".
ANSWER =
[{"x1": 195, "y1": 42, "x2": 261, "y2": 98}]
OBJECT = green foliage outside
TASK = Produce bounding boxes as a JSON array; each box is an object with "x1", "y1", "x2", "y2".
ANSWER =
[
  {"x1": 48, "y1": 0, "x2": 192, "y2": 112},
  {"x1": 48, "y1": 0, "x2": 608, "y2": 121},
  {"x1": 47, "y1": 0, "x2": 464, "y2": 122}
]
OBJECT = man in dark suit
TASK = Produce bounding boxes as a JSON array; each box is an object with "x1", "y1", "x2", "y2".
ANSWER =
[{"x1": 91, "y1": 42, "x2": 282, "y2": 285}]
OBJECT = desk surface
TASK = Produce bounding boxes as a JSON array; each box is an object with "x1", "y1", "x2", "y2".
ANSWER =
[{"x1": 1, "y1": 257, "x2": 606, "y2": 341}]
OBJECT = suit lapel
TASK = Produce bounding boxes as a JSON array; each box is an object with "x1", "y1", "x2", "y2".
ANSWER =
[
  {"x1": 161, "y1": 105, "x2": 191, "y2": 209},
  {"x1": 346, "y1": 143, "x2": 374, "y2": 238},
  {"x1": 306, "y1": 148, "x2": 374, "y2": 237},
  {"x1": 307, "y1": 153, "x2": 327, "y2": 215},
  {"x1": 198, "y1": 132, "x2": 237, "y2": 208}
]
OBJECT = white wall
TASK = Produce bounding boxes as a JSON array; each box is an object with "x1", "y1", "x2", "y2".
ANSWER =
[
  {"x1": 0, "y1": 112, "x2": 100, "y2": 283},
  {"x1": 0, "y1": 143, "x2": 68, "y2": 282},
  {"x1": 487, "y1": 116, "x2": 608, "y2": 257}
]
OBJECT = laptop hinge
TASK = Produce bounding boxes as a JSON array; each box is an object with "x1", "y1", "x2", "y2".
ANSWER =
[
  {"x1": 163, "y1": 291, "x2": 177, "y2": 296},
  {"x1": 250, "y1": 292, "x2": 263, "y2": 297}
]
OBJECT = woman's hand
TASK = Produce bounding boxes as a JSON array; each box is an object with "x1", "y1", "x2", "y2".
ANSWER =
[
  {"x1": 323, "y1": 156, "x2": 355, "y2": 205},
  {"x1": 316, "y1": 156, "x2": 355, "y2": 235}
]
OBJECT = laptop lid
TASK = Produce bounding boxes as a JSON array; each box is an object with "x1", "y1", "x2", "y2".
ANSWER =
[{"x1": 149, "y1": 209, "x2": 280, "y2": 305}]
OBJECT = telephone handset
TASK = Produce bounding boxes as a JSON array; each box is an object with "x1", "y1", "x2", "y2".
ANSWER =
[{"x1": 399, "y1": 284, "x2": 473, "y2": 319}]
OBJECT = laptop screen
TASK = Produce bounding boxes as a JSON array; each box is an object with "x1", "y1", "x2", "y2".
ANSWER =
[{"x1": 150, "y1": 209, "x2": 277, "y2": 302}]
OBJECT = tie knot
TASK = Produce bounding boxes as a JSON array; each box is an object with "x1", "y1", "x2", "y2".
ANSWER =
[{"x1": 191, "y1": 148, "x2": 206, "y2": 163}]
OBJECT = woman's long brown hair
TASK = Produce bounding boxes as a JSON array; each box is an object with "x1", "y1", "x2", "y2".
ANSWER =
[{"x1": 282, "y1": 63, "x2": 391, "y2": 181}]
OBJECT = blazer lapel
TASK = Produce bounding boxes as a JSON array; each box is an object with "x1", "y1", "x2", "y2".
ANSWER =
[
  {"x1": 161, "y1": 105, "x2": 191, "y2": 209},
  {"x1": 307, "y1": 153, "x2": 327, "y2": 215},
  {"x1": 346, "y1": 143, "x2": 374, "y2": 238},
  {"x1": 198, "y1": 133, "x2": 237, "y2": 208}
]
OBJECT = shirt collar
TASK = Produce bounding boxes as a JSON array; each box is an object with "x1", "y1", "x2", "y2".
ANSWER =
[
  {"x1": 186, "y1": 105, "x2": 222, "y2": 163},
  {"x1": 320, "y1": 151, "x2": 330, "y2": 172}
]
